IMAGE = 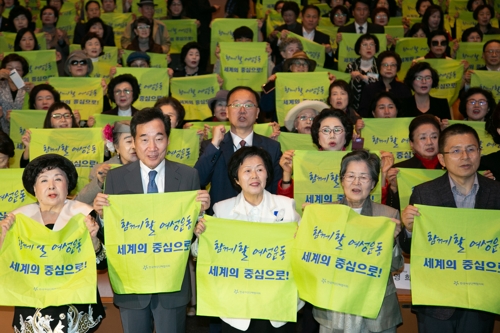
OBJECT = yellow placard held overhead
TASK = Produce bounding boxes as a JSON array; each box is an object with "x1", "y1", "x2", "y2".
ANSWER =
[
  {"x1": 197, "y1": 215, "x2": 298, "y2": 322},
  {"x1": 0, "y1": 214, "x2": 97, "y2": 308},
  {"x1": 163, "y1": 19, "x2": 198, "y2": 54},
  {"x1": 395, "y1": 38, "x2": 429, "y2": 80},
  {"x1": 411, "y1": 204, "x2": 500, "y2": 315},
  {"x1": 104, "y1": 191, "x2": 201, "y2": 294},
  {"x1": 292, "y1": 204, "x2": 396, "y2": 318},
  {"x1": 210, "y1": 19, "x2": 259, "y2": 64},
  {"x1": 287, "y1": 32, "x2": 326, "y2": 67},
  {"x1": 170, "y1": 74, "x2": 220, "y2": 120}
]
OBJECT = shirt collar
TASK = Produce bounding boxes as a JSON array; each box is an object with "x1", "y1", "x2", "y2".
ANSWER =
[
  {"x1": 230, "y1": 131, "x2": 254, "y2": 149},
  {"x1": 448, "y1": 173, "x2": 479, "y2": 197},
  {"x1": 139, "y1": 159, "x2": 165, "y2": 177},
  {"x1": 354, "y1": 22, "x2": 368, "y2": 32}
]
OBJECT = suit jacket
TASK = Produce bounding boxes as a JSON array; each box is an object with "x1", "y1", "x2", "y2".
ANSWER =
[
  {"x1": 194, "y1": 132, "x2": 282, "y2": 213},
  {"x1": 338, "y1": 22, "x2": 385, "y2": 34},
  {"x1": 102, "y1": 106, "x2": 139, "y2": 116},
  {"x1": 313, "y1": 198, "x2": 403, "y2": 332},
  {"x1": 399, "y1": 173, "x2": 500, "y2": 320},
  {"x1": 73, "y1": 22, "x2": 115, "y2": 46},
  {"x1": 104, "y1": 159, "x2": 200, "y2": 310}
]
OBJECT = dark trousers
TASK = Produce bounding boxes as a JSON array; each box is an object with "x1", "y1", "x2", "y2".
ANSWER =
[{"x1": 416, "y1": 309, "x2": 495, "y2": 333}]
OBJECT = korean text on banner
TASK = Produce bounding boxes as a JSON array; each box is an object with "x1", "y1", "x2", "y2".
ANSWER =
[
  {"x1": 293, "y1": 151, "x2": 382, "y2": 215},
  {"x1": 0, "y1": 214, "x2": 96, "y2": 308},
  {"x1": 396, "y1": 168, "x2": 445, "y2": 212},
  {"x1": 167, "y1": 129, "x2": 200, "y2": 167},
  {"x1": 292, "y1": 204, "x2": 395, "y2": 318},
  {"x1": 418, "y1": 59, "x2": 463, "y2": 106},
  {"x1": 411, "y1": 204, "x2": 500, "y2": 315},
  {"x1": 197, "y1": 215, "x2": 298, "y2": 322},
  {"x1": 220, "y1": 42, "x2": 268, "y2": 91},
  {"x1": 471, "y1": 71, "x2": 500, "y2": 104},
  {"x1": 456, "y1": 42, "x2": 485, "y2": 70},
  {"x1": 0, "y1": 169, "x2": 37, "y2": 220},
  {"x1": 287, "y1": 32, "x2": 326, "y2": 67},
  {"x1": 164, "y1": 19, "x2": 197, "y2": 54},
  {"x1": 104, "y1": 191, "x2": 201, "y2": 294},
  {"x1": 115, "y1": 67, "x2": 169, "y2": 110},
  {"x1": 4, "y1": 50, "x2": 58, "y2": 83},
  {"x1": 170, "y1": 74, "x2": 219, "y2": 120},
  {"x1": 49, "y1": 77, "x2": 104, "y2": 120},
  {"x1": 395, "y1": 38, "x2": 429, "y2": 80},
  {"x1": 338, "y1": 33, "x2": 386, "y2": 72},
  {"x1": 275, "y1": 72, "x2": 330, "y2": 126},
  {"x1": 210, "y1": 19, "x2": 259, "y2": 64}
]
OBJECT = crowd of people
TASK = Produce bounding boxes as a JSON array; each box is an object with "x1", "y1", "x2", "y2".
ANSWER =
[{"x1": 1, "y1": 0, "x2": 500, "y2": 332}]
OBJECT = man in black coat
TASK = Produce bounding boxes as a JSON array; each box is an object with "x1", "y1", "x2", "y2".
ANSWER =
[{"x1": 337, "y1": 0, "x2": 385, "y2": 34}]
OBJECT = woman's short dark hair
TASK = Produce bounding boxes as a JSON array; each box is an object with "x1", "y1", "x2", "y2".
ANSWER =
[
  {"x1": 80, "y1": 32, "x2": 104, "y2": 56},
  {"x1": 107, "y1": 74, "x2": 141, "y2": 104},
  {"x1": 0, "y1": 130, "x2": 15, "y2": 158},
  {"x1": 153, "y1": 97, "x2": 185, "y2": 129},
  {"x1": 473, "y1": 4, "x2": 494, "y2": 21},
  {"x1": 416, "y1": 0, "x2": 433, "y2": 15},
  {"x1": 408, "y1": 114, "x2": 441, "y2": 142},
  {"x1": 404, "y1": 62, "x2": 439, "y2": 90},
  {"x1": 8, "y1": 6, "x2": 33, "y2": 32},
  {"x1": 370, "y1": 91, "x2": 401, "y2": 115},
  {"x1": 14, "y1": 28, "x2": 40, "y2": 51},
  {"x1": 0, "y1": 53, "x2": 29, "y2": 77},
  {"x1": 340, "y1": 149, "x2": 380, "y2": 188},
  {"x1": 486, "y1": 103, "x2": 500, "y2": 144},
  {"x1": 438, "y1": 123, "x2": 480, "y2": 153},
  {"x1": 327, "y1": 80, "x2": 352, "y2": 108},
  {"x1": 422, "y1": 5, "x2": 444, "y2": 32},
  {"x1": 458, "y1": 87, "x2": 496, "y2": 119},
  {"x1": 311, "y1": 108, "x2": 353, "y2": 149},
  {"x1": 43, "y1": 102, "x2": 79, "y2": 128},
  {"x1": 227, "y1": 146, "x2": 274, "y2": 193},
  {"x1": 354, "y1": 33, "x2": 380, "y2": 55},
  {"x1": 281, "y1": 1, "x2": 300, "y2": 18},
  {"x1": 461, "y1": 27, "x2": 483, "y2": 42},
  {"x1": 85, "y1": 17, "x2": 106, "y2": 34},
  {"x1": 40, "y1": 5, "x2": 59, "y2": 25},
  {"x1": 180, "y1": 42, "x2": 201, "y2": 66},
  {"x1": 329, "y1": 5, "x2": 349, "y2": 25},
  {"x1": 370, "y1": 7, "x2": 389, "y2": 24},
  {"x1": 406, "y1": 22, "x2": 427, "y2": 37},
  {"x1": 29, "y1": 84, "x2": 61, "y2": 109},
  {"x1": 131, "y1": 107, "x2": 171, "y2": 138},
  {"x1": 22, "y1": 154, "x2": 78, "y2": 196},
  {"x1": 376, "y1": 50, "x2": 402, "y2": 71}
]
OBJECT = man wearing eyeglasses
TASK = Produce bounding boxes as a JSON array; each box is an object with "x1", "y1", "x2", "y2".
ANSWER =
[
  {"x1": 400, "y1": 123, "x2": 500, "y2": 332},
  {"x1": 195, "y1": 86, "x2": 282, "y2": 213},
  {"x1": 463, "y1": 39, "x2": 500, "y2": 91}
]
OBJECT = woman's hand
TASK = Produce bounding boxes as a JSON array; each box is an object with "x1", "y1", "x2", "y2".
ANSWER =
[
  {"x1": 280, "y1": 149, "x2": 295, "y2": 183},
  {"x1": 95, "y1": 163, "x2": 111, "y2": 187},
  {"x1": 73, "y1": 110, "x2": 81, "y2": 125},
  {"x1": 93, "y1": 193, "x2": 109, "y2": 218},
  {"x1": 0, "y1": 68, "x2": 10, "y2": 80},
  {"x1": 269, "y1": 122, "x2": 280, "y2": 140},
  {"x1": 196, "y1": 190, "x2": 211, "y2": 212},
  {"x1": 387, "y1": 167, "x2": 399, "y2": 193},
  {"x1": 87, "y1": 115, "x2": 96, "y2": 127},
  {"x1": 390, "y1": 217, "x2": 402, "y2": 238},
  {"x1": 0, "y1": 213, "x2": 15, "y2": 249},
  {"x1": 380, "y1": 150, "x2": 394, "y2": 185},
  {"x1": 355, "y1": 118, "x2": 364, "y2": 134},
  {"x1": 84, "y1": 214, "x2": 101, "y2": 251},
  {"x1": 401, "y1": 205, "x2": 419, "y2": 233},
  {"x1": 194, "y1": 217, "x2": 206, "y2": 238}
]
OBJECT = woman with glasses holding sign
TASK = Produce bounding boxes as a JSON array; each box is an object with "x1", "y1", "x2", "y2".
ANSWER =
[{"x1": 313, "y1": 149, "x2": 403, "y2": 333}]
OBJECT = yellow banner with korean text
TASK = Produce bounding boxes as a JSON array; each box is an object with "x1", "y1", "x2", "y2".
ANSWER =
[
  {"x1": 115, "y1": 67, "x2": 169, "y2": 110},
  {"x1": 167, "y1": 129, "x2": 200, "y2": 167},
  {"x1": 48, "y1": 77, "x2": 104, "y2": 120},
  {"x1": 4, "y1": 50, "x2": 57, "y2": 83},
  {"x1": 292, "y1": 204, "x2": 395, "y2": 317},
  {"x1": 101, "y1": 13, "x2": 133, "y2": 47},
  {"x1": 0, "y1": 213, "x2": 96, "y2": 308},
  {"x1": 395, "y1": 38, "x2": 429, "y2": 80},
  {"x1": 293, "y1": 150, "x2": 382, "y2": 216},
  {"x1": 104, "y1": 191, "x2": 201, "y2": 294},
  {"x1": 275, "y1": 72, "x2": 330, "y2": 126},
  {"x1": 338, "y1": 33, "x2": 387, "y2": 72},
  {"x1": 0, "y1": 169, "x2": 37, "y2": 220},
  {"x1": 448, "y1": 120, "x2": 500, "y2": 155},
  {"x1": 456, "y1": 42, "x2": 485, "y2": 70},
  {"x1": 210, "y1": 19, "x2": 259, "y2": 64},
  {"x1": 0, "y1": 32, "x2": 48, "y2": 52},
  {"x1": 265, "y1": 10, "x2": 284, "y2": 36},
  {"x1": 471, "y1": 71, "x2": 500, "y2": 104},
  {"x1": 220, "y1": 42, "x2": 268, "y2": 91},
  {"x1": 57, "y1": 2, "x2": 77, "y2": 41},
  {"x1": 411, "y1": 204, "x2": 500, "y2": 315},
  {"x1": 9, "y1": 110, "x2": 47, "y2": 168},
  {"x1": 287, "y1": 32, "x2": 326, "y2": 67},
  {"x1": 418, "y1": 59, "x2": 463, "y2": 106},
  {"x1": 197, "y1": 216, "x2": 298, "y2": 321},
  {"x1": 163, "y1": 19, "x2": 198, "y2": 54},
  {"x1": 402, "y1": 0, "x2": 419, "y2": 18},
  {"x1": 170, "y1": 74, "x2": 219, "y2": 120}
]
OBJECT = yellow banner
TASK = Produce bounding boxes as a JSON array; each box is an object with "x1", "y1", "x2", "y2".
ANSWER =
[
  {"x1": 220, "y1": 42, "x2": 268, "y2": 92},
  {"x1": 104, "y1": 191, "x2": 200, "y2": 294},
  {"x1": 210, "y1": 18, "x2": 259, "y2": 64},
  {"x1": 266, "y1": 10, "x2": 284, "y2": 37},
  {"x1": 402, "y1": 0, "x2": 419, "y2": 18},
  {"x1": 362, "y1": 118, "x2": 413, "y2": 163},
  {"x1": 275, "y1": 72, "x2": 330, "y2": 126},
  {"x1": 0, "y1": 213, "x2": 96, "y2": 307},
  {"x1": 101, "y1": 13, "x2": 133, "y2": 47},
  {"x1": 0, "y1": 169, "x2": 37, "y2": 219},
  {"x1": 197, "y1": 215, "x2": 298, "y2": 321},
  {"x1": 411, "y1": 204, "x2": 500, "y2": 315},
  {"x1": 49, "y1": 77, "x2": 104, "y2": 120},
  {"x1": 29, "y1": 128, "x2": 105, "y2": 194},
  {"x1": 163, "y1": 19, "x2": 197, "y2": 54},
  {"x1": 69, "y1": 44, "x2": 118, "y2": 66},
  {"x1": 4, "y1": 50, "x2": 58, "y2": 83},
  {"x1": 121, "y1": 50, "x2": 169, "y2": 68},
  {"x1": 316, "y1": 25, "x2": 338, "y2": 48},
  {"x1": 167, "y1": 128, "x2": 200, "y2": 167},
  {"x1": 395, "y1": 38, "x2": 429, "y2": 80},
  {"x1": 293, "y1": 150, "x2": 382, "y2": 215},
  {"x1": 384, "y1": 25, "x2": 405, "y2": 39},
  {"x1": 115, "y1": 67, "x2": 169, "y2": 109},
  {"x1": 278, "y1": 132, "x2": 316, "y2": 152},
  {"x1": 0, "y1": 32, "x2": 48, "y2": 52},
  {"x1": 338, "y1": 33, "x2": 387, "y2": 72},
  {"x1": 419, "y1": 59, "x2": 463, "y2": 106},
  {"x1": 57, "y1": 2, "x2": 77, "y2": 41},
  {"x1": 287, "y1": 32, "x2": 326, "y2": 67},
  {"x1": 293, "y1": 204, "x2": 395, "y2": 317},
  {"x1": 170, "y1": 74, "x2": 219, "y2": 120},
  {"x1": 456, "y1": 42, "x2": 485, "y2": 70},
  {"x1": 471, "y1": 71, "x2": 500, "y2": 104},
  {"x1": 396, "y1": 168, "x2": 445, "y2": 211},
  {"x1": 448, "y1": 120, "x2": 500, "y2": 155},
  {"x1": 93, "y1": 114, "x2": 132, "y2": 128},
  {"x1": 9, "y1": 110, "x2": 47, "y2": 167}
]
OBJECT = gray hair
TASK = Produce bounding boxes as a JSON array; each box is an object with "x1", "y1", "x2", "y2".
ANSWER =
[
  {"x1": 339, "y1": 150, "x2": 380, "y2": 188},
  {"x1": 279, "y1": 37, "x2": 303, "y2": 53}
]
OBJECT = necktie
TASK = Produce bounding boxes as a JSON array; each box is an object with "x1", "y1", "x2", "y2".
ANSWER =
[
  {"x1": 147, "y1": 170, "x2": 158, "y2": 193},
  {"x1": 240, "y1": 140, "x2": 246, "y2": 148},
  {"x1": 359, "y1": 26, "x2": 364, "y2": 33}
]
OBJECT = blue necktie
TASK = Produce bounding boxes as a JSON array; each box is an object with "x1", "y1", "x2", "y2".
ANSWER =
[{"x1": 147, "y1": 170, "x2": 158, "y2": 193}]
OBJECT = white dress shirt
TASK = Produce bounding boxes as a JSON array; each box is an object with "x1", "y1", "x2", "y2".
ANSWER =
[
  {"x1": 139, "y1": 159, "x2": 165, "y2": 193},
  {"x1": 230, "y1": 131, "x2": 254, "y2": 151},
  {"x1": 354, "y1": 22, "x2": 368, "y2": 33}
]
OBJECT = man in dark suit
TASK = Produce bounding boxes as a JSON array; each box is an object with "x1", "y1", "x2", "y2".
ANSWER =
[
  {"x1": 94, "y1": 108, "x2": 210, "y2": 333},
  {"x1": 194, "y1": 86, "x2": 282, "y2": 213},
  {"x1": 400, "y1": 123, "x2": 500, "y2": 332},
  {"x1": 337, "y1": 0, "x2": 385, "y2": 34},
  {"x1": 73, "y1": 0, "x2": 115, "y2": 46}
]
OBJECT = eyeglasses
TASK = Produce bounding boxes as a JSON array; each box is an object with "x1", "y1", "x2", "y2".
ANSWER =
[
  {"x1": 297, "y1": 115, "x2": 315, "y2": 122},
  {"x1": 320, "y1": 126, "x2": 344, "y2": 135},
  {"x1": 51, "y1": 113, "x2": 72, "y2": 119},
  {"x1": 228, "y1": 103, "x2": 257, "y2": 110},
  {"x1": 70, "y1": 60, "x2": 87, "y2": 66},
  {"x1": 486, "y1": 49, "x2": 500, "y2": 55},
  {"x1": 375, "y1": 15, "x2": 388, "y2": 19},
  {"x1": 381, "y1": 63, "x2": 397, "y2": 68},
  {"x1": 441, "y1": 146, "x2": 480, "y2": 158},
  {"x1": 343, "y1": 174, "x2": 372, "y2": 184},
  {"x1": 415, "y1": 75, "x2": 432, "y2": 81},
  {"x1": 291, "y1": 60, "x2": 309, "y2": 67},
  {"x1": 334, "y1": 13, "x2": 347, "y2": 17},
  {"x1": 431, "y1": 40, "x2": 448, "y2": 47},
  {"x1": 42, "y1": 12, "x2": 55, "y2": 16},
  {"x1": 361, "y1": 43, "x2": 376, "y2": 48},
  {"x1": 467, "y1": 99, "x2": 487, "y2": 106},
  {"x1": 137, "y1": 25, "x2": 151, "y2": 30},
  {"x1": 114, "y1": 89, "x2": 132, "y2": 95},
  {"x1": 130, "y1": 61, "x2": 148, "y2": 67}
]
